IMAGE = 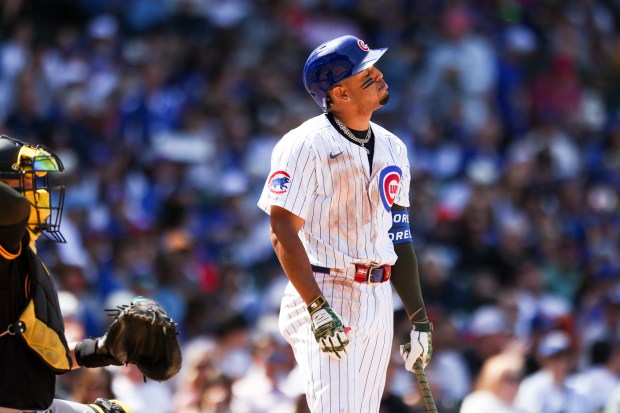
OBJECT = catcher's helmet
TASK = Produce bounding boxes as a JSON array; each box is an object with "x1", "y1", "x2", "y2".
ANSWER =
[
  {"x1": 0, "y1": 135, "x2": 66, "y2": 242},
  {"x1": 303, "y1": 35, "x2": 387, "y2": 111}
]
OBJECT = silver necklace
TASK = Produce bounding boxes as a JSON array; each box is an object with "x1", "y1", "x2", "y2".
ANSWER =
[{"x1": 334, "y1": 116, "x2": 371, "y2": 154}]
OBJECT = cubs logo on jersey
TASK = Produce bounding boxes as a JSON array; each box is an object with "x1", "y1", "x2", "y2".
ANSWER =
[
  {"x1": 379, "y1": 165, "x2": 402, "y2": 211},
  {"x1": 268, "y1": 170, "x2": 291, "y2": 194}
]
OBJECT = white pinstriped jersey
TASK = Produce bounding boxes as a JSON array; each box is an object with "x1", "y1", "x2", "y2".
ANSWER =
[{"x1": 258, "y1": 114, "x2": 410, "y2": 270}]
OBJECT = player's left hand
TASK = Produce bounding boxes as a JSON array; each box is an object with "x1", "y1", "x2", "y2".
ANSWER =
[
  {"x1": 308, "y1": 295, "x2": 350, "y2": 360},
  {"x1": 400, "y1": 324, "x2": 433, "y2": 370}
]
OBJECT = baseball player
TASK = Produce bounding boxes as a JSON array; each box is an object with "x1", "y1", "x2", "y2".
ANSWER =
[
  {"x1": 0, "y1": 135, "x2": 133, "y2": 413},
  {"x1": 258, "y1": 35, "x2": 433, "y2": 412}
]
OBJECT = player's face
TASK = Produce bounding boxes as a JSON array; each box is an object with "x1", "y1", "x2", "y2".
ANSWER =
[{"x1": 345, "y1": 66, "x2": 390, "y2": 111}]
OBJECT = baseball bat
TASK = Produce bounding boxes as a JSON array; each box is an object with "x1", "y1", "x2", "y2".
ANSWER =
[{"x1": 413, "y1": 358, "x2": 438, "y2": 413}]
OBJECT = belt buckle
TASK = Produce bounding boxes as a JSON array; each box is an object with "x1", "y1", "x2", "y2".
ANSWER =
[
  {"x1": 355, "y1": 264, "x2": 389, "y2": 284},
  {"x1": 366, "y1": 264, "x2": 382, "y2": 284}
]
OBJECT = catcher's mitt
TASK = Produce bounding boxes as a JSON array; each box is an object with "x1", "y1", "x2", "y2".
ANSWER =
[{"x1": 103, "y1": 296, "x2": 182, "y2": 381}]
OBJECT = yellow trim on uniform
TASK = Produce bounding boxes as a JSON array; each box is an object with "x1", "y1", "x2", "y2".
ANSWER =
[
  {"x1": 0, "y1": 242, "x2": 21, "y2": 260},
  {"x1": 19, "y1": 299, "x2": 71, "y2": 371},
  {"x1": 88, "y1": 405, "x2": 104, "y2": 413}
]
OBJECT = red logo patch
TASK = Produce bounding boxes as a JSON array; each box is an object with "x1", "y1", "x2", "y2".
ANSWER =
[
  {"x1": 358, "y1": 39, "x2": 369, "y2": 51},
  {"x1": 379, "y1": 166, "x2": 402, "y2": 211},
  {"x1": 268, "y1": 171, "x2": 291, "y2": 194},
  {"x1": 383, "y1": 173, "x2": 400, "y2": 205}
]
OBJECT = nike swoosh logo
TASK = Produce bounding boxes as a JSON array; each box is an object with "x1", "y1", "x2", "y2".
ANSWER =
[{"x1": 330, "y1": 151, "x2": 344, "y2": 159}]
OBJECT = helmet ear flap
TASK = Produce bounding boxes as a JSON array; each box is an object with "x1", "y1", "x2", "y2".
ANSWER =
[{"x1": 0, "y1": 135, "x2": 24, "y2": 180}]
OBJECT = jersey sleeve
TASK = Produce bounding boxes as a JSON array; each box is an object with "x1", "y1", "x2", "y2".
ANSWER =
[
  {"x1": 394, "y1": 142, "x2": 411, "y2": 208},
  {"x1": 257, "y1": 134, "x2": 317, "y2": 220}
]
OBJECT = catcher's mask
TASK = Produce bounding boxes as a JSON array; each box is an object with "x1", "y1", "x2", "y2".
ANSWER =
[{"x1": 0, "y1": 135, "x2": 66, "y2": 242}]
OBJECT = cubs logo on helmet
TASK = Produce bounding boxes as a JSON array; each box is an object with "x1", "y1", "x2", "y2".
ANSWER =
[
  {"x1": 379, "y1": 166, "x2": 402, "y2": 211},
  {"x1": 268, "y1": 171, "x2": 291, "y2": 194}
]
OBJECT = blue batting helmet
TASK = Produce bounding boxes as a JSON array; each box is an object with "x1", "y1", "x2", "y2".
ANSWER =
[{"x1": 303, "y1": 35, "x2": 387, "y2": 111}]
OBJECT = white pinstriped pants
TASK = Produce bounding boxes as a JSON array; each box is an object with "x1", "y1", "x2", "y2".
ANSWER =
[{"x1": 279, "y1": 275, "x2": 393, "y2": 413}]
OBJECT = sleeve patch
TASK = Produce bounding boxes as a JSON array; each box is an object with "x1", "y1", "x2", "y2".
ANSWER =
[
  {"x1": 267, "y1": 170, "x2": 291, "y2": 194},
  {"x1": 379, "y1": 166, "x2": 402, "y2": 212}
]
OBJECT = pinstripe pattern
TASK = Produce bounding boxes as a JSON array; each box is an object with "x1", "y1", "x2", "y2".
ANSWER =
[
  {"x1": 258, "y1": 114, "x2": 410, "y2": 272},
  {"x1": 261, "y1": 113, "x2": 410, "y2": 412},
  {"x1": 279, "y1": 277, "x2": 393, "y2": 413}
]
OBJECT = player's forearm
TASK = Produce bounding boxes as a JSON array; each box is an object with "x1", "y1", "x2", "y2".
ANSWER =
[
  {"x1": 68, "y1": 342, "x2": 80, "y2": 370},
  {"x1": 391, "y1": 242, "x2": 428, "y2": 324},
  {"x1": 270, "y1": 226, "x2": 323, "y2": 305}
]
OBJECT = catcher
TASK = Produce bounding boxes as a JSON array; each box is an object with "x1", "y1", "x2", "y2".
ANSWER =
[{"x1": 0, "y1": 135, "x2": 181, "y2": 413}]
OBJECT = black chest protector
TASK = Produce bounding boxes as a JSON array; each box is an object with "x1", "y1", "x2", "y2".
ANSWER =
[{"x1": 11, "y1": 241, "x2": 72, "y2": 372}]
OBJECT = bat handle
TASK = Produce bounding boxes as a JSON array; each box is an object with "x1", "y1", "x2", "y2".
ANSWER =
[{"x1": 413, "y1": 359, "x2": 438, "y2": 413}]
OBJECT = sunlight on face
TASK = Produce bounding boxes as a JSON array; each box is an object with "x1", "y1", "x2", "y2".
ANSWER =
[{"x1": 340, "y1": 66, "x2": 390, "y2": 110}]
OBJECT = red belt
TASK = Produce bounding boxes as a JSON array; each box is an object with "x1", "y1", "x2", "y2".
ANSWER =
[{"x1": 311, "y1": 264, "x2": 391, "y2": 283}]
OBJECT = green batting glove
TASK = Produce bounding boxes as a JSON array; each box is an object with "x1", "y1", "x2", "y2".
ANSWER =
[{"x1": 308, "y1": 295, "x2": 350, "y2": 360}]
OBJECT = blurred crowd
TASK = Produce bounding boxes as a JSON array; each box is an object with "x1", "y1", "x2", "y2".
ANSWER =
[{"x1": 2, "y1": 0, "x2": 620, "y2": 412}]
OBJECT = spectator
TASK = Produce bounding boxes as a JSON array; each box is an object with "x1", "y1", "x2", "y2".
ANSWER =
[
  {"x1": 460, "y1": 351, "x2": 526, "y2": 413},
  {"x1": 197, "y1": 373, "x2": 234, "y2": 413},
  {"x1": 462, "y1": 305, "x2": 514, "y2": 380},
  {"x1": 426, "y1": 311, "x2": 472, "y2": 405},
  {"x1": 71, "y1": 368, "x2": 116, "y2": 405},
  {"x1": 514, "y1": 330, "x2": 592, "y2": 413},
  {"x1": 172, "y1": 338, "x2": 219, "y2": 413},
  {"x1": 111, "y1": 364, "x2": 175, "y2": 413},
  {"x1": 416, "y1": 4, "x2": 497, "y2": 134},
  {"x1": 229, "y1": 335, "x2": 299, "y2": 413},
  {"x1": 570, "y1": 340, "x2": 620, "y2": 412}
]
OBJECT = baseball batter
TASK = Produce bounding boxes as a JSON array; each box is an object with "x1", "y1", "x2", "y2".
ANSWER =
[{"x1": 258, "y1": 35, "x2": 433, "y2": 412}]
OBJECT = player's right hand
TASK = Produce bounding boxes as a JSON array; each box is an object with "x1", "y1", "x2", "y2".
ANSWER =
[{"x1": 308, "y1": 295, "x2": 350, "y2": 360}]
